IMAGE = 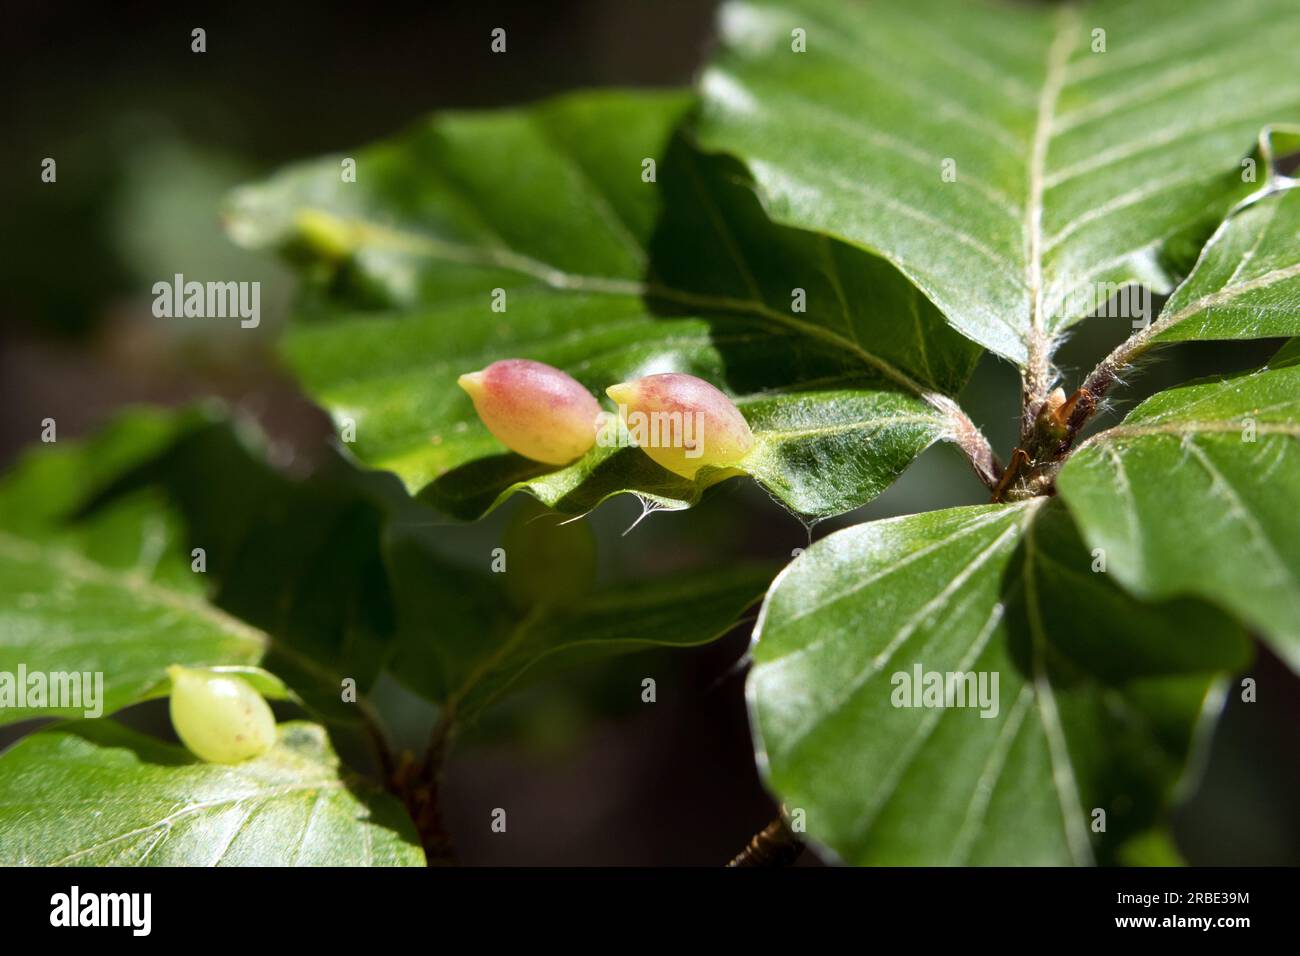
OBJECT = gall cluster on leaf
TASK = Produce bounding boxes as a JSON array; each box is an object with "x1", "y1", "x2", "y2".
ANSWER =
[{"x1": 458, "y1": 359, "x2": 754, "y2": 478}]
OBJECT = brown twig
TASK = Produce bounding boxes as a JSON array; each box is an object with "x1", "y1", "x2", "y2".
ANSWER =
[
  {"x1": 356, "y1": 698, "x2": 397, "y2": 783},
  {"x1": 727, "y1": 815, "x2": 805, "y2": 867},
  {"x1": 1082, "y1": 261, "x2": 1300, "y2": 404},
  {"x1": 388, "y1": 712, "x2": 458, "y2": 866},
  {"x1": 989, "y1": 448, "x2": 1031, "y2": 503}
]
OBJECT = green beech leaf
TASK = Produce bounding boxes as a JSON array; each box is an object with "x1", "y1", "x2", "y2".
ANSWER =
[
  {"x1": 1057, "y1": 356, "x2": 1300, "y2": 669},
  {"x1": 749, "y1": 499, "x2": 1246, "y2": 865},
  {"x1": 384, "y1": 517, "x2": 772, "y2": 718},
  {"x1": 227, "y1": 89, "x2": 983, "y2": 519},
  {"x1": 90, "y1": 415, "x2": 403, "y2": 708},
  {"x1": 0, "y1": 411, "x2": 268, "y2": 726},
  {"x1": 1148, "y1": 185, "x2": 1300, "y2": 345},
  {"x1": 1273, "y1": 336, "x2": 1300, "y2": 365},
  {"x1": 0, "y1": 721, "x2": 422, "y2": 866},
  {"x1": 0, "y1": 406, "x2": 407, "y2": 727},
  {"x1": 696, "y1": 0, "x2": 1300, "y2": 364}
]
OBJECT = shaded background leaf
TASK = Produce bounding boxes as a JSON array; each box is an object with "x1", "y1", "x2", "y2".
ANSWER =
[{"x1": 382, "y1": 505, "x2": 772, "y2": 719}]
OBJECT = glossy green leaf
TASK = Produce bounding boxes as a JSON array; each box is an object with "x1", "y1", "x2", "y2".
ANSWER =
[
  {"x1": 1148, "y1": 184, "x2": 1300, "y2": 345},
  {"x1": 91, "y1": 415, "x2": 403, "y2": 708},
  {"x1": 0, "y1": 721, "x2": 422, "y2": 865},
  {"x1": 227, "y1": 89, "x2": 984, "y2": 519},
  {"x1": 749, "y1": 499, "x2": 1246, "y2": 865},
  {"x1": 1058, "y1": 357, "x2": 1300, "y2": 669},
  {"x1": 0, "y1": 406, "x2": 413, "y2": 728},
  {"x1": 696, "y1": 0, "x2": 1300, "y2": 364},
  {"x1": 0, "y1": 411, "x2": 268, "y2": 726}
]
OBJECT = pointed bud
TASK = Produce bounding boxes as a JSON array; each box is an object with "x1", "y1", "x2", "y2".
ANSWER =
[
  {"x1": 459, "y1": 360, "x2": 601, "y2": 466},
  {"x1": 167, "y1": 665, "x2": 276, "y2": 764},
  {"x1": 1036, "y1": 386, "x2": 1069, "y2": 442},
  {"x1": 1042, "y1": 387, "x2": 1067, "y2": 419},
  {"x1": 605, "y1": 373, "x2": 754, "y2": 478},
  {"x1": 1059, "y1": 387, "x2": 1095, "y2": 431}
]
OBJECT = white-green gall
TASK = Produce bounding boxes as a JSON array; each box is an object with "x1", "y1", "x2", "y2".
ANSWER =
[{"x1": 167, "y1": 665, "x2": 276, "y2": 764}]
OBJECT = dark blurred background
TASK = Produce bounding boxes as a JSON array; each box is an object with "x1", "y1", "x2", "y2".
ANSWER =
[{"x1": 2, "y1": 1, "x2": 1296, "y2": 865}]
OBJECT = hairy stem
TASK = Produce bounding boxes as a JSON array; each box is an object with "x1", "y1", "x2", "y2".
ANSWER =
[
  {"x1": 1079, "y1": 320, "x2": 1160, "y2": 404},
  {"x1": 931, "y1": 395, "x2": 1002, "y2": 490},
  {"x1": 727, "y1": 815, "x2": 804, "y2": 867},
  {"x1": 1019, "y1": 6, "x2": 1077, "y2": 443},
  {"x1": 1084, "y1": 260, "x2": 1300, "y2": 401}
]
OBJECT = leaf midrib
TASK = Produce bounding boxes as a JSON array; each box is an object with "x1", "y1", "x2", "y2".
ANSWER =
[
  {"x1": 0, "y1": 529, "x2": 266, "y2": 654},
  {"x1": 0, "y1": 527, "x2": 350, "y2": 702},
  {"x1": 1024, "y1": 4, "x2": 1080, "y2": 379},
  {"x1": 1021, "y1": 508, "x2": 1097, "y2": 865},
  {"x1": 46, "y1": 780, "x2": 348, "y2": 866},
  {"x1": 289, "y1": 204, "x2": 947, "y2": 407}
]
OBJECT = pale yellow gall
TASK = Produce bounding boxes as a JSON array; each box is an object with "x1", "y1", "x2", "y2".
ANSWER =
[
  {"x1": 605, "y1": 373, "x2": 755, "y2": 479},
  {"x1": 167, "y1": 665, "x2": 277, "y2": 764}
]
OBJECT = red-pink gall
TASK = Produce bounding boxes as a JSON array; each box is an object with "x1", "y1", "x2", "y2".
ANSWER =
[{"x1": 458, "y1": 359, "x2": 601, "y2": 466}]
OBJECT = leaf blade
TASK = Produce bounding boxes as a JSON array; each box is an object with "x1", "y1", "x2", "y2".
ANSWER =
[
  {"x1": 748, "y1": 499, "x2": 1246, "y2": 864},
  {"x1": 384, "y1": 515, "x2": 772, "y2": 718},
  {"x1": 1151, "y1": 185, "x2": 1300, "y2": 345},
  {"x1": 696, "y1": 0, "x2": 1300, "y2": 363},
  {"x1": 229, "y1": 89, "x2": 983, "y2": 519},
  {"x1": 1058, "y1": 358, "x2": 1300, "y2": 669},
  {"x1": 0, "y1": 721, "x2": 422, "y2": 866},
  {"x1": 0, "y1": 411, "x2": 268, "y2": 726}
]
